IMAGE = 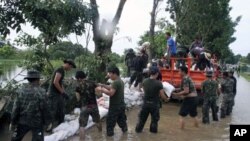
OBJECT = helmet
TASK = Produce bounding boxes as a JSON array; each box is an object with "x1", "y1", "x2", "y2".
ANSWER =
[{"x1": 24, "y1": 70, "x2": 41, "y2": 79}]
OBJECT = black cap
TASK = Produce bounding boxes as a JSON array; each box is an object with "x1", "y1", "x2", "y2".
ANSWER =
[
  {"x1": 149, "y1": 66, "x2": 159, "y2": 75},
  {"x1": 75, "y1": 70, "x2": 86, "y2": 79},
  {"x1": 24, "y1": 70, "x2": 41, "y2": 79},
  {"x1": 63, "y1": 59, "x2": 76, "y2": 68}
]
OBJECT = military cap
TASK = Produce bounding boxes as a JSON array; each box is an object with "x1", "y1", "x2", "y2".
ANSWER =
[{"x1": 24, "y1": 70, "x2": 41, "y2": 79}]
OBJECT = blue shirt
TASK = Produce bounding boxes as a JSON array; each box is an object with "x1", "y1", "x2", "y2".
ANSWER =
[{"x1": 167, "y1": 37, "x2": 176, "y2": 55}]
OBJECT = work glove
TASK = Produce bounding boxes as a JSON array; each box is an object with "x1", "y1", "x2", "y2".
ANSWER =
[{"x1": 62, "y1": 92, "x2": 69, "y2": 100}]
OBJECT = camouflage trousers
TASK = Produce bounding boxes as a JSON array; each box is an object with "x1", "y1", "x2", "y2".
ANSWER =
[
  {"x1": 47, "y1": 94, "x2": 65, "y2": 126},
  {"x1": 106, "y1": 106, "x2": 128, "y2": 136},
  {"x1": 221, "y1": 94, "x2": 234, "y2": 118},
  {"x1": 135, "y1": 102, "x2": 160, "y2": 133},
  {"x1": 11, "y1": 124, "x2": 43, "y2": 141},
  {"x1": 202, "y1": 98, "x2": 218, "y2": 124},
  {"x1": 79, "y1": 105, "x2": 100, "y2": 127}
]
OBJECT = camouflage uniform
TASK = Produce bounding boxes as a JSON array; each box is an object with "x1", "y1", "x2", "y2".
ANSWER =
[
  {"x1": 11, "y1": 84, "x2": 49, "y2": 141},
  {"x1": 76, "y1": 81, "x2": 100, "y2": 127},
  {"x1": 220, "y1": 77, "x2": 234, "y2": 118},
  {"x1": 179, "y1": 76, "x2": 198, "y2": 117},
  {"x1": 230, "y1": 75, "x2": 237, "y2": 111},
  {"x1": 201, "y1": 79, "x2": 219, "y2": 123}
]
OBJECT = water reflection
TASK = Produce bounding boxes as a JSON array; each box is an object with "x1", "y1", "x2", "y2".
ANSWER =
[{"x1": 0, "y1": 61, "x2": 26, "y2": 85}]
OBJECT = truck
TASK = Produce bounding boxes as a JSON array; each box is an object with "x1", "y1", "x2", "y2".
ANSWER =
[{"x1": 160, "y1": 57, "x2": 219, "y2": 103}]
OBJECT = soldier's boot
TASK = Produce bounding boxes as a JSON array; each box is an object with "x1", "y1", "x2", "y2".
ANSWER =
[
  {"x1": 220, "y1": 109, "x2": 226, "y2": 119},
  {"x1": 202, "y1": 117, "x2": 209, "y2": 124},
  {"x1": 212, "y1": 114, "x2": 219, "y2": 121},
  {"x1": 135, "y1": 123, "x2": 144, "y2": 133},
  {"x1": 122, "y1": 125, "x2": 128, "y2": 133},
  {"x1": 149, "y1": 122, "x2": 158, "y2": 133},
  {"x1": 215, "y1": 106, "x2": 219, "y2": 113}
]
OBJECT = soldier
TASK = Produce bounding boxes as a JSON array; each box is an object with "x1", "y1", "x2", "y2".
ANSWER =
[
  {"x1": 220, "y1": 71, "x2": 234, "y2": 118},
  {"x1": 172, "y1": 66, "x2": 199, "y2": 129},
  {"x1": 47, "y1": 59, "x2": 76, "y2": 131},
  {"x1": 228, "y1": 69, "x2": 237, "y2": 114},
  {"x1": 129, "y1": 52, "x2": 144, "y2": 91},
  {"x1": 75, "y1": 71, "x2": 102, "y2": 140},
  {"x1": 201, "y1": 70, "x2": 220, "y2": 124},
  {"x1": 10, "y1": 70, "x2": 49, "y2": 141},
  {"x1": 125, "y1": 48, "x2": 136, "y2": 77},
  {"x1": 97, "y1": 66, "x2": 128, "y2": 136},
  {"x1": 135, "y1": 66, "x2": 168, "y2": 133}
]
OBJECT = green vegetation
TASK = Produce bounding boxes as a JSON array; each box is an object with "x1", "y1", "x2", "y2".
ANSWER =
[{"x1": 241, "y1": 72, "x2": 250, "y2": 81}]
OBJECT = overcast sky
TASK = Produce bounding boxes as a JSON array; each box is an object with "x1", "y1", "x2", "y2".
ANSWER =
[{"x1": 7, "y1": 0, "x2": 250, "y2": 56}]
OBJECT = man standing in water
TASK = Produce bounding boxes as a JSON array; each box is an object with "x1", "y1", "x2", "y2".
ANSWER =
[
  {"x1": 220, "y1": 71, "x2": 234, "y2": 118},
  {"x1": 135, "y1": 66, "x2": 168, "y2": 133},
  {"x1": 97, "y1": 66, "x2": 128, "y2": 136},
  {"x1": 47, "y1": 59, "x2": 76, "y2": 131},
  {"x1": 201, "y1": 70, "x2": 220, "y2": 124},
  {"x1": 10, "y1": 71, "x2": 49, "y2": 141},
  {"x1": 172, "y1": 66, "x2": 199, "y2": 129},
  {"x1": 228, "y1": 69, "x2": 237, "y2": 114},
  {"x1": 75, "y1": 71, "x2": 102, "y2": 140}
]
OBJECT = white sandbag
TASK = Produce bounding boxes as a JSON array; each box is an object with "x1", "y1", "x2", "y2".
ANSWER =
[{"x1": 162, "y1": 82, "x2": 175, "y2": 97}]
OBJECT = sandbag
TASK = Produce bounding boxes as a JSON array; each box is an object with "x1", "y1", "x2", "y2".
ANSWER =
[{"x1": 162, "y1": 82, "x2": 175, "y2": 97}]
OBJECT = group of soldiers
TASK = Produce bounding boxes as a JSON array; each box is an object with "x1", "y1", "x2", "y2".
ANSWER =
[
  {"x1": 201, "y1": 69, "x2": 237, "y2": 124},
  {"x1": 9, "y1": 32, "x2": 237, "y2": 140},
  {"x1": 9, "y1": 59, "x2": 129, "y2": 141}
]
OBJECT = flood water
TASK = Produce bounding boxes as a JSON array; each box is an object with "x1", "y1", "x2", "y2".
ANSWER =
[
  {"x1": 67, "y1": 75, "x2": 250, "y2": 141},
  {"x1": 0, "y1": 75, "x2": 250, "y2": 141},
  {"x1": 0, "y1": 61, "x2": 26, "y2": 85}
]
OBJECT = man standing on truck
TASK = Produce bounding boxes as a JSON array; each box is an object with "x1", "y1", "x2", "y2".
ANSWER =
[
  {"x1": 201, "y1": 70, "x2": 220, "y2": 124},
  {"x1": 166, "y1": 32, "x2": 176, "y2": 68},
  {"x1": 172, "y1": 66, "x2": 199, "y2": 129}
]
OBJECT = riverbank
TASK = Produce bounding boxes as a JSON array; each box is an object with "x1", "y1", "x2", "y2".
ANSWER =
[{"x1": 240, "y1": 72, "x2": 250, "y2": 81}]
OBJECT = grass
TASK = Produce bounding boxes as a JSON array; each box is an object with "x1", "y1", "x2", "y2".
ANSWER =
[{"x1": 240, "y1": 72, "x2": 250, "y2": 81}]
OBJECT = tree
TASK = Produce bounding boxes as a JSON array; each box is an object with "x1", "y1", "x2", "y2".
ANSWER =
[
  {"x1": 0, "y1": 0, "x2": 93, "y2": 71},
  {"x1": 48, "y1": 41, "x2": 87, "y2": 60},
  {"x1": 246, "y1": 53, "x2": 250, "y2": 64},
  {"x1": 166, "y1": 0, "x2": 241, "y2": 59},
  {"x1": 147, "y1": 0, "x2": 163, "y2": 61},
  {"x1": 89, "y1": 0, "x2": 127, "y2": 81},
  {"x1": 0, "y1": 45, "x2": 16, "y2": 59},
  {"x1": 139, "y1": 19, "x2": 175, "y2": 58}
]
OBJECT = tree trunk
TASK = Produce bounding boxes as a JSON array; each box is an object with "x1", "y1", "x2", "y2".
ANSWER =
[
  {"x1": 148, "y1": 0, "x2": 160, "y2": 61},
  {"x1": 90, "y1": 0, "x2": 126, "y2": 81}
]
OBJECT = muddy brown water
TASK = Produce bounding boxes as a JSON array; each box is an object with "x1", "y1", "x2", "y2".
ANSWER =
[{"x1": 1, "y1": 75, "x2": 249, "y2": 141}]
